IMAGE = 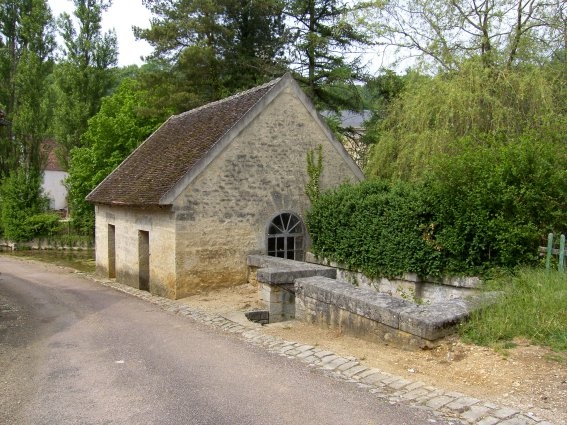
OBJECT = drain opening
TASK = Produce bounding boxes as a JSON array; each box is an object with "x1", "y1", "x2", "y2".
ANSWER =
[{"x1": 245, "y1": 310, "x2": 269, "y2": 325}]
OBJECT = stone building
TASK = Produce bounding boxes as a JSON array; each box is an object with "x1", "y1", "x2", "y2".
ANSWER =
[{"x1": 87, "y1": 74, "x2": 363, "y2": 299}]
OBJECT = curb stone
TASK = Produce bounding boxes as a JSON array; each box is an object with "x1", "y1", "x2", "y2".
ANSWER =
[{"x1": 89, "y1": 274, "x2": 557, "y2": 425}]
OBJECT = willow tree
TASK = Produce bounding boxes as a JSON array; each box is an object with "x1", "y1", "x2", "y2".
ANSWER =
[{"x1": 365, "y1": 60, "x2": 567, "y2": 180}]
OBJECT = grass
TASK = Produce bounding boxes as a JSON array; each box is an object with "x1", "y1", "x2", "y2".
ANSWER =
[{"x1": 459, "y1": 267, "x2": 567, "y2": 351}]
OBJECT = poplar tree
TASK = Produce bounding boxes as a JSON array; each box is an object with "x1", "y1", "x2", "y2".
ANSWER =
[
  {"x1": 0, "y1": 0, "x2": 56, "y2": 240},
  {"x1": 51, "y1": 0, "x2": 118, "y2": 168},
  {"x1": 0, "y1": 0, "x2": 55, "y2": 177}
]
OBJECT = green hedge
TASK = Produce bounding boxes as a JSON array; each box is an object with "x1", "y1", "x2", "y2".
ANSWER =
[
  {"x1": 307, "y1": 135, "x2": 567, "y2": 278},
  {"x1": 307, "y1": 180, "x2": 443, "y2": 278}
]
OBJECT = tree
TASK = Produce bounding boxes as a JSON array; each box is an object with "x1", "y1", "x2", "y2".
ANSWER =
[
  {"x1": 222, "y1": 0, "x2": 289, "y2": 89},
  {"x1": 0, "y1": 167, "x2": 59, "y2": 242},
  {"x1": 0, "y1": 0, "x2": 55, "y2": 178},
  {"x1": 136, "y1": 0, "x2": 288, "y2": 104},
  {"x1": 365, "y1": 60, "x2": 567, "y2": 180},
  {"x1": 66, "y1": 78, "x2": 164, "y2": 233},
  {"x1": 51, "y1": 0, "x2": 118, "y2": 168},
  {"x1": 285, "y1": 0, "x2": 374, "y2": 110},
  {"x1": 370, "y1": 0, "x2": 562, "y2": 72}
]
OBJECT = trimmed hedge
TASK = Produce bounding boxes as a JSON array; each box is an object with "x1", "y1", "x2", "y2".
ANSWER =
[{"x1": 307, "y1": 180, "x2": 442, "y2": 278}]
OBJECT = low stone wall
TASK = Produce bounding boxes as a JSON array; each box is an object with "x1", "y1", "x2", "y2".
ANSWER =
[
  {"x1": 247, "y1": 255, "x2": 493, "y2": 348},
  {"x1": 247, "y1": 255, "x2": 336, "y2": 322},
  {"x1": 295, "y1": 276, "x2": 489, "y2": 349},
  {"x1": 305, "y1": 253, "x2": 481, "y2": 303},
  {"x1": 0, "y1": 238, "x2": 92, "y2": 251}
]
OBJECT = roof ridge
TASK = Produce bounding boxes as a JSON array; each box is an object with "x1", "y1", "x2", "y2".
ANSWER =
[{"x1": 174, "y1": 76, "x2": 283, "y2": 120}]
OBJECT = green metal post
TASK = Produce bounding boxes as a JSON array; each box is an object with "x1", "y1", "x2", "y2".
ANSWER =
[
  {"x1": 559, "y1": 234, "x2": 565, "y2": 273},
  {"x1": 546, "y1": 233, "x2": 554, "y2": 272}
]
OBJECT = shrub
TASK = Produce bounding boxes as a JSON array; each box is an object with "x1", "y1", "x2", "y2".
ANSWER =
[
  {"x1": 425, "y1": 134, "x2": 567, "y2": 275},
  {"x1": 307, "y1": 180, "x2": 442, "y2": 278},
  {"x1": 0, "y1": 168, "x2": 52, "y2": 242},
  {"x1": 25, "y1": 213, "x2": 63, "y2": 238},
  {"x1": 307, "y1": 134, "x2": 567, "y2": 278}
]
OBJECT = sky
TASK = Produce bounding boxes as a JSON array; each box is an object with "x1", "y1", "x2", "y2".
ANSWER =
[{"x1": 48, "y1": 0, "x2": 154, "y2": 67}]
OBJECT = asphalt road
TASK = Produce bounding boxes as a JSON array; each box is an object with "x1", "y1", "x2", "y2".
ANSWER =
[{"x1": 0, "y1": 256, "x2": 449, "y2": 425}]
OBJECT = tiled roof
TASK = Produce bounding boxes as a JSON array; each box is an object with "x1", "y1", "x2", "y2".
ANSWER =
[
  {"x1": 42, "y1": 139, "x2": 65, "y2": 172},
  {"x1": 87, "y1": 76, "x2": 282, "y2": 206}
]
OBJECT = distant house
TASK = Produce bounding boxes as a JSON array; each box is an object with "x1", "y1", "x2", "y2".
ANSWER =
[
  {"x1": 86, "y1": 74, "x2": 364, "y2": 299},
  {"x1": 321, "y1": 110, "x2": 372, "y2": 168},
  {"x1": 42, "y1": 140, "x2": 68, "y2": 213}
]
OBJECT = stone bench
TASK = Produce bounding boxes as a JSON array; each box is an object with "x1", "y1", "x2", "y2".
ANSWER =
[{"x1": 295, "y1": 276, "x2": 490, "y2": 349}]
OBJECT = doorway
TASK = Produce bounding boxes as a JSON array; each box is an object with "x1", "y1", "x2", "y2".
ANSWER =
[
  {"x1": 138, "y1": 230, "x2": 150, "y2": 291},
  {"x1": 108, "y1": 224, "x2": 116, "y2": 278}
]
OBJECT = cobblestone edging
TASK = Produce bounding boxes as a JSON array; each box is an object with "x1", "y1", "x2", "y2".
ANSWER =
[{"x1": 89, "y1": 275, "x2": 555, "y2": 425}]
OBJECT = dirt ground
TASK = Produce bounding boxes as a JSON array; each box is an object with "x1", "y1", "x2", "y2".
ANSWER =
[{"x1": 179, "y1": 283, "x2": 567, "y2": 424}]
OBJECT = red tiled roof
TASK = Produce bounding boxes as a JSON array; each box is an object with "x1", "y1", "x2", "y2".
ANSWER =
[{"x1": 86, "y1": 77, "x2": 282, "y2": 207}]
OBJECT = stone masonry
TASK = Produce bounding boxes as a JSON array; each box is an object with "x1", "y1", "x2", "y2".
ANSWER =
[
  {"x1": 171, "y1": 85, "x2": 358, "y2": 297},
  {"x1": 295, "y1": 276, "x2": 486, "y2": 348}
]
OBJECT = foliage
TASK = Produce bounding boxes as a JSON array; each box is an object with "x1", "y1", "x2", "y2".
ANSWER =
[
  {"x1": 0, "y1": 168, "x2": 59, "y2": 242},
  {"x1": 368, "y1": 0, "x2": 566, "y2": 71},
  {"x1": 66, "y1": 78, "x2": 164, "y2": 234},
  {"x1": 305, "y1": 145, "x2": 323, "y2": 203},
  {"x1": 47, "y1": 233, "x2": 94, "y2": 249},
  {"x1": 308, "y1": 135, "x2": 567, "y2": 277},
  {"x1": 25, "y1": 213, "x2": 62, "y2": 237},
  {"x1": 365, "y1": 61, "x2": 567, "y2": 180},
  {"x1": 307, "y1": 180, "x2": 442, "y2": 278},
  {"x1": 285, "y1": 0, "x2": 374, "y2": 111},
  {"x1": 424, "y1": 135, "x2": 567, "y2": 275},
  {"x1": 0, "y1": 0, "x2": 55, "y2": 178},
  {"x1": 51, "y1": 0, "x2": 118, "y2": 168},
  {"x1": 460, "y1": 268, "x2": 567, "y2": 351},
  {"x1": 222, "y1": 0, "x2": 289, "y2": 89},
  {"x1": 135, "y1": 0, "x2": 288, "y2": 102}
]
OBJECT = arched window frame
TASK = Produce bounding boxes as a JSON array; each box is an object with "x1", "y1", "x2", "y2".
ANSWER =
[{"x1": 266, "y1": 211, "x2": 305, "y2": 261}]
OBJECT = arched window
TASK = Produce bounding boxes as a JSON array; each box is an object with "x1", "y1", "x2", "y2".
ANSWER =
[{"x1": 267, "y1": 212, "x2": 305, "y2": 261}]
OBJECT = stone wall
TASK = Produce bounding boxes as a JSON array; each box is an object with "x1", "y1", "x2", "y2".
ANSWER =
[
  {"x1": 94, "y1": 205, "x2": 177, "y2": 298},
  {"x1": 295, "y1": 276, "x2": 483, "y2": 349},
  {"x1": 305, "y1": 253, "x2": 481, "y2": 304},
  {"x1": 172, "y1": 86, "x2": 360, "y2": 297},
  {"x1": 247, "y1": 255, "x2": 336, "y2": 322},
  {"x1": 246, "y1": 256, "x2": 489, "y2": 348}
]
